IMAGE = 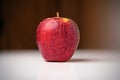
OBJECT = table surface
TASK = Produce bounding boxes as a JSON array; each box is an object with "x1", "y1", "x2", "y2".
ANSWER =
[{"x1": 0, "y1": 50, "x2": 120, "y2": 80}]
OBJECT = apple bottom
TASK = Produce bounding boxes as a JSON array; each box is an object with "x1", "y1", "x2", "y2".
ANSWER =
[
  {"x1": 43, "y1": 55, "x2": 73, "y2": 62},
  {"x1": 43, "y1": 54, "x2": 74, "y2": 62},
  {"x1": 39, "y1": 47, "x2": 75, "y2": 62},
  {"x1": 42, "y1": 52, "x2": 74, "y2": 62}
]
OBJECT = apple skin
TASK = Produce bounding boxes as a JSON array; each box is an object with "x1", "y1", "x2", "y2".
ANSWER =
[{"x1": 36, "y1": 17, "x2": 80, "y2": 62}]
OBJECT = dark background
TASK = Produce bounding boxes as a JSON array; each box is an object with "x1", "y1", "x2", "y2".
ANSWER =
[{"x1": 0, "y1": 0, "x2": 120, "y2": 50}]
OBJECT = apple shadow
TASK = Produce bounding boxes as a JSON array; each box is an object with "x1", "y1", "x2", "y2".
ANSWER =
[{"x1": 68, "y1": 58, "x2": 99, "y2": 62}]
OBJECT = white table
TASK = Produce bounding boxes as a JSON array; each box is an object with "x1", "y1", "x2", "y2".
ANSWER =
[{"x1": 0, "y1": 50, "x2": 120, "y2": 80}]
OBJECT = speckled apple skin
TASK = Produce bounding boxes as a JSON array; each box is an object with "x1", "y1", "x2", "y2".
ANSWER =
[{"x1": 36, "y1": 17, "x2": 80, "y2": 62}]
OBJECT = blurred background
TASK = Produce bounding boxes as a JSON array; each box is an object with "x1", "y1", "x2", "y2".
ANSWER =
[{"x1": 0, "y1": 0, "x2": 120, "y2": 50}]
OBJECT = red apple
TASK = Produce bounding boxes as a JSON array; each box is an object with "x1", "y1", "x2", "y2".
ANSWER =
[{"x1": 36, "y1": 13, "x2": 80, "y2": 62}]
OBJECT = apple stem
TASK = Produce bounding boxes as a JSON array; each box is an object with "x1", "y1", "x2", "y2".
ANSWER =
[{"x1": 56, "y1": 12, "x2": 59, "y2": 17}]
